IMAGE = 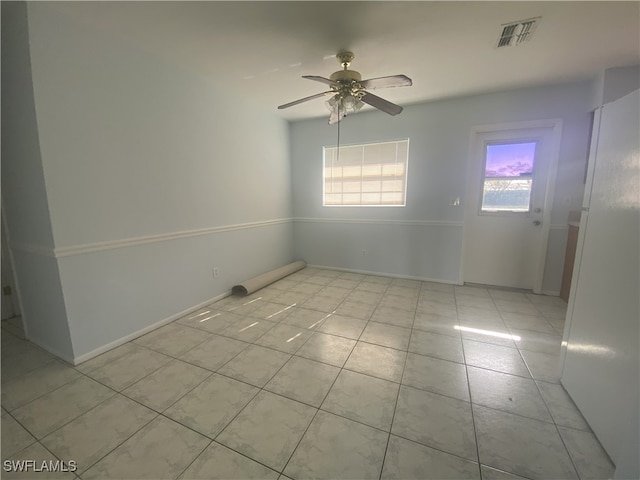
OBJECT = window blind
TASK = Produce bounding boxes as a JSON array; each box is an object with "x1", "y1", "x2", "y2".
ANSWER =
[{"x1": 323, "y1": 139, "x2": 409, "y2": 206}]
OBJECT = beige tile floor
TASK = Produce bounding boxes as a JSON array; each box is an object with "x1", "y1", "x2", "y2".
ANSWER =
[{"x1": 1, "y1": 268, "x2": 615, "y2": 479}]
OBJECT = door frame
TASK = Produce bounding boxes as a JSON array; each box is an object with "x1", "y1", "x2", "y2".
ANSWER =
[
  {"x1": 1, "y1": 206, "x2": 25, "y2": 325},
  {"x1": 461, "y1": 118, "x2": 563, "y2": 293}
]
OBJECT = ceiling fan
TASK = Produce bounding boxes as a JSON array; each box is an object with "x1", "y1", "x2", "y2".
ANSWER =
[{"x1": 278, "y1": 52, "x2": 412, "y2": 124}]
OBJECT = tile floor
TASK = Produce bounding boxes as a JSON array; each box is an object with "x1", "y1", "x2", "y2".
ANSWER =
[{"x1": 1, "y1": 268, "x2": 616, "y2": 479}]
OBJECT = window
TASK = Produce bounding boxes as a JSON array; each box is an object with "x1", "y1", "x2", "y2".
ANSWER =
[
  {"x1": 323, "y1": 139, "x2": 409, "y2": 206},
  {"x1": 480, "y1": 141, "x2": 536, "y2": 213}
]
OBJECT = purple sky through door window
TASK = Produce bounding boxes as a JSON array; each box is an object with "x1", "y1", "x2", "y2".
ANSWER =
[{"x1": 485, "y1": 142, "x2": 536, "y2": 178}]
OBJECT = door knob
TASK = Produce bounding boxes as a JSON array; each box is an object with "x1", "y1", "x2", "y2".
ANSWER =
[{"x1": 533, "y1": 220, "x2": 541, "y2": 226}]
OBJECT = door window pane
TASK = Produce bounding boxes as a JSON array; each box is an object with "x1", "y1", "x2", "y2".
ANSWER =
[{"x1": 481, "y1": 142, "x2": 536, "y2": 212}]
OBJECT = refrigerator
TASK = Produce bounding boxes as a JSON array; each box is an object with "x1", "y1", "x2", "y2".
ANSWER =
[{"x1": 560, "y1": 88, "x2": 639, "y2": 479}]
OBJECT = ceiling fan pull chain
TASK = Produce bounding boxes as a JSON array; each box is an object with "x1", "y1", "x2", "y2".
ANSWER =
[{"x1": 336, "y1": 104, "x2": 341, "y2": 163}]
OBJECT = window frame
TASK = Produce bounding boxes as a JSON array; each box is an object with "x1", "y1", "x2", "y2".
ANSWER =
[{"x1": 322, "y1": 138, "x2": 410, "y2": 208}]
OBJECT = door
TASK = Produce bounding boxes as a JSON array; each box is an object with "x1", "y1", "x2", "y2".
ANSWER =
[{"x1": 463, "y1": 120, "x2": 562, "y2": 291}]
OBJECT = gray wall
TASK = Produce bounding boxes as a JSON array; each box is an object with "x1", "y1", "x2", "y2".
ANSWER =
[
  {"x1": 4, "y1": 3, "x2": 293, "y2": 361},
  {"x1": 290, "y1": 82, "x2": 592, "y2": 290},
  {"x1": 589, "y1": 65, "x2": 640, "y2": 110},
  {"x1": 1, "y1": 2, "x2": 74, "y2": 360}
]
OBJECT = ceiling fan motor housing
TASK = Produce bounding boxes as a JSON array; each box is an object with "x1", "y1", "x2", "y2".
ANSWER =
[
  {"x1": 330, "y1": 69, "x2": 365, "y2": 100},
  {"x1": 329, "y1": 69, "x2": 362, "y2": 82}
]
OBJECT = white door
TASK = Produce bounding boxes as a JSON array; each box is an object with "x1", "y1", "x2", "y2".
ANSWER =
[{"x1": 463, "y1": 120, "x2": 562, "y2": 291}]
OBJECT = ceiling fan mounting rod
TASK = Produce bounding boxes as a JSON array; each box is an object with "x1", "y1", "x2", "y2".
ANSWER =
[{"x1": 336, "y1": 51, "x2": 355, "y2": 69}]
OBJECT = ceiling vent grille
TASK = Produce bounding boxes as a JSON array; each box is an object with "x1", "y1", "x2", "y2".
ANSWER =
[{"x1": 497, "y1": 17, "x2": 540, "y2": 47}]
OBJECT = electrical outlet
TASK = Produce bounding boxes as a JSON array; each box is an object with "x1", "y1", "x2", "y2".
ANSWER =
[
  {"x1": 213, "y1": 267, "x2": 219, "y2": 278},
  {"x1": 362, "y1": 249, "x2": 367, "y2": 256}
]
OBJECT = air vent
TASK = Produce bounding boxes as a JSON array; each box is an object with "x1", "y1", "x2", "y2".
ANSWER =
[{"x1": 497, "y1": 17, "x2": 540, "y2": 47}]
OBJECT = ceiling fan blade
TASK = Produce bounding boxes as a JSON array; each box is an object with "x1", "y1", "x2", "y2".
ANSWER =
[
  {"x1": 302, "y1": 75, "x2": 335, "y2": 86},
  {"x1": 361, "y1": 92, "x2": 403, "y2": 116},
  {"x1": 278, "y1": 91, "x2": 331, "y2": 110},
  {"x1": 361, "y1": 75, "x2": 412, "y2": 89}
]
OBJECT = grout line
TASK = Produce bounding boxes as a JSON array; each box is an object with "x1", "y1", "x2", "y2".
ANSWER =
[
  {"x1": 75, "y1": 414, "x2": 160, "y2": 476},
  {"x1": 479, "y1": 464, "x2": 537, "y2": 480},
  {"x1": 177, "y1": 440, "x2": 281, "y2": 480},
  {"x1": 378, "y1": 280, "x2": 415, "y2": 480},
  {"x1": 531, "y1": 374, "x2": 587, "y2": 479},
  {"x1": 455, "y1": 287, "x2": 484, "y2": 479},
  {"x1": 37, "y1": 440, "x2": 81, "y2": 476},
  {"x1": 2, "y1": 409, "x2": 39, "y2": 452},
  {"x1": 2, "y1": 364, "x2": 81, "y2": 412},
  {"x1": 172, "y1": 438, "x2": 215, "y2": 480},
  {"x1": 466, "y1": 399, "x2": 558, "y2": 427}
]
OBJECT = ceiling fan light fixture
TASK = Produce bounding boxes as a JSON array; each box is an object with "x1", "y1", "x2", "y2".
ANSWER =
[
  {"x1": 326, "y1": 93, "x2": 363, "y2": 114},
  {"x1": 346, "y1": 95, "x2": 365, "y2": 114},
  {"x1": 327, "y1": 94, "x2": 361, "y2": 125},
  {"x1": 325, "y1": 94, "x2": 339, "y2": 111}
]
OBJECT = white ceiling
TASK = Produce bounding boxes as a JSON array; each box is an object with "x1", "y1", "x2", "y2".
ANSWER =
[{"x1": 49, "y1": 1, "x2": 639, "y2": 121}]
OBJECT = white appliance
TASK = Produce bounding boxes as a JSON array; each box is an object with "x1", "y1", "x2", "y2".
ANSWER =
[{"x1": 560, "y1": 88, "x2": 639, "y2": 479}]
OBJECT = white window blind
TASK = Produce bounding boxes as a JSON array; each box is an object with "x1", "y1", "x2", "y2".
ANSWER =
[{"x1": 323, "y1": 139, "x2": 409, "y2": 206}]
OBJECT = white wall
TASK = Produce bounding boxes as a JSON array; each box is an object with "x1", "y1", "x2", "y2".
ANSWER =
[
  {"x1": 1, "y1": 2, "x2": 74, "y2": 360},
  {"x1": 290, "y1": 82, "x2": 592, "y2": 288},
  {"x1": 3, "y1": 2, "x2": 293, "y2": 361}
]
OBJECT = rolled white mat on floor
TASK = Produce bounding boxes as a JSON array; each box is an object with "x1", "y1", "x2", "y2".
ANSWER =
[{"x1": 232, "y1": 260, "x2": 306, "y2": 296}]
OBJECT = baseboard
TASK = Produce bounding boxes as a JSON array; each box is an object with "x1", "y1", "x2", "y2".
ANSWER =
[
  {"x1": 464, "y1": 282, "x2": 533, "y2": 293},
  {"x1": 541, "y1": 290, "x2": 561, "y2": 297},
  {"x1": 27, "y1": 337, "x2": 76, "y2": 365},
  {"x1": 71, "y1": 290, "x2": 232, "y2": 365},
  {"x1": 294, "y1": 217, "x2": 463, "y2": 227},
  {"x1": 306, "y1": 264, "x2": 462, "y2": 285}
]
